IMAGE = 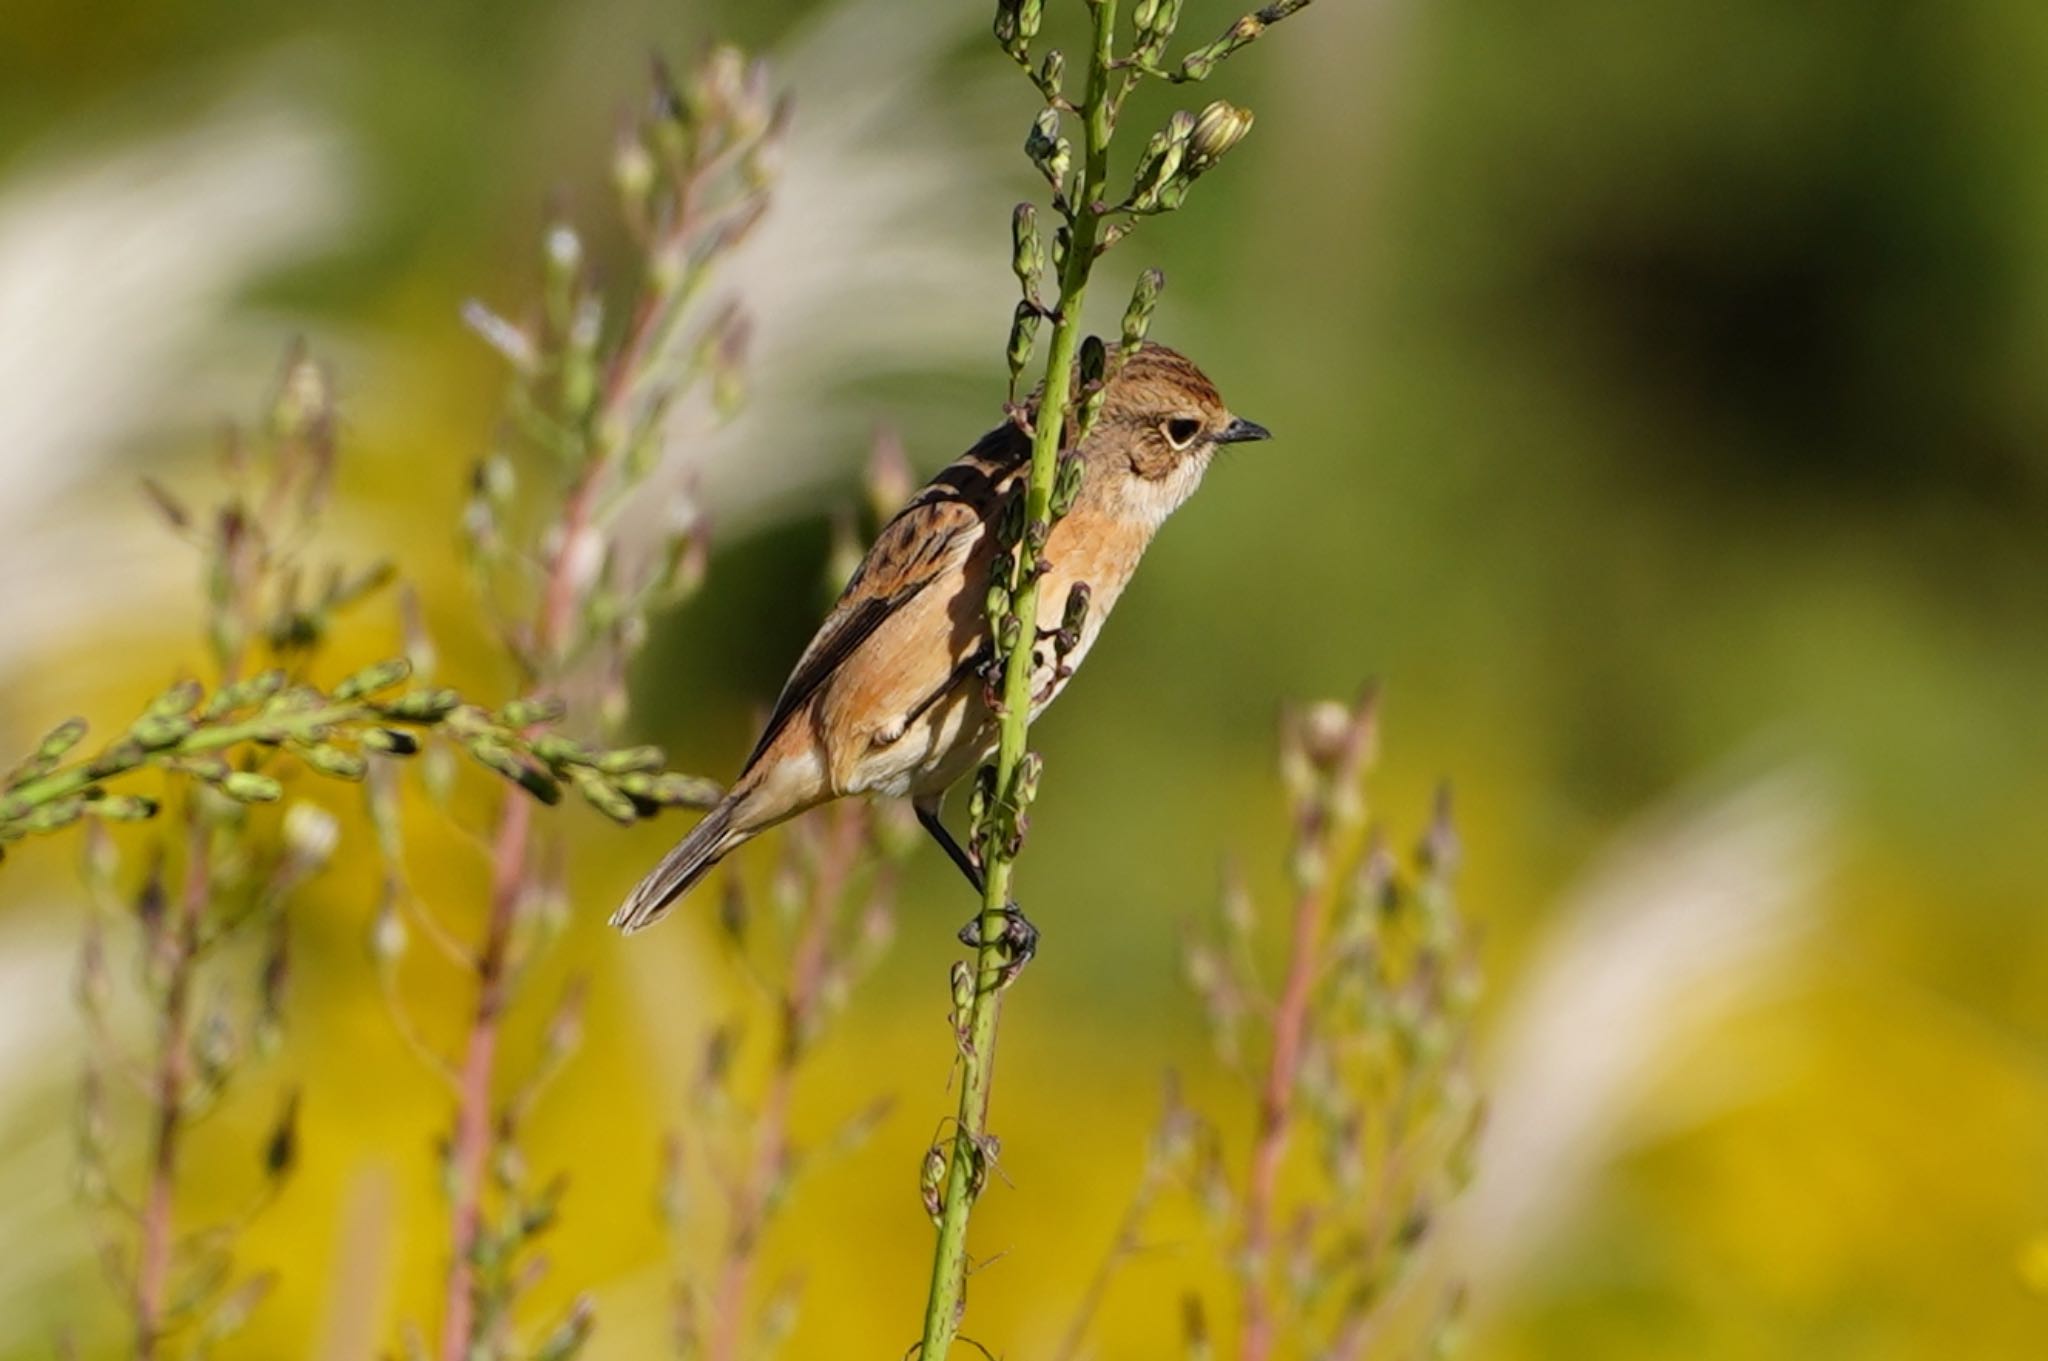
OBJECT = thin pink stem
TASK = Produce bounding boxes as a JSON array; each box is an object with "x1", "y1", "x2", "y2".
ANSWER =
[
  {"x1": 438, "y1": 465, "x2": 598, "y2": 1361},
  {"x1": 1238, "y1": 877, "x2": 1325, "y2": 1361},
  {"x1": 134, "y1": 823, "x2": 209, "y2": 1359},
  {"x1": 707, "y1": 809, "x2": 859, "y2": 1361}
]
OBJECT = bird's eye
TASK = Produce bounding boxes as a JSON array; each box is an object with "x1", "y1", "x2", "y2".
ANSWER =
[{"x1": 1162, "y1": 417, "x2": 1203, "y2": 450}]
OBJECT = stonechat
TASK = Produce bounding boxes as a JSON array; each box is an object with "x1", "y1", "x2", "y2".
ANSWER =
[{"x1": 613, "y1": 341, "x2": 1267, "y2": 933}]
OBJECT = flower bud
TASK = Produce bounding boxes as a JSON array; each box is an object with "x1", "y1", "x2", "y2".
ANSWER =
[
  {"x1": 1186, "y1": 100, "x2": 1254, "y2": 171},
  {"x1": 1006, "y1": 301, "x2": 1041, "y2": 390},
  {"x1": 1011, "y1": 203, "x2": 1042, "y2": 299},
  {"x1": 335, "y1": 657, "x2": 412, "y2": 702},
  {"x1": 1038, "y1": 48, "x2": 1065, "y2": 94},
  {"x1": 301, "y1": 744, "x2": 367, "y2": 781},
  {"x1": 921, "y1": 1143, "x2": 947, "y2": 1223},
  {"x1": 221, "y1": 772, "x2": 282, "y2": 804},
  {"x1": 1122, "y1": 268, "x2": 1165, "y2": 353},
  {"x1": 1050, "y1": 451, "x2": 1085, "y2": 519}
]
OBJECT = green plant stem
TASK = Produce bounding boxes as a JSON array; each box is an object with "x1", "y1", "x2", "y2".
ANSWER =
[
  {"x1": 917, "y1": 3, "x2": 1119, "y2": 1354},
  {"x1": 2, "y1": 703, "x2": 377, "y2": 816}
]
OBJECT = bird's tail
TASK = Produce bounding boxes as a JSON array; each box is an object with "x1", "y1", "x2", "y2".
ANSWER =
[{"x1": 610, "y1": 797, "x2": 748, "y2": 934}]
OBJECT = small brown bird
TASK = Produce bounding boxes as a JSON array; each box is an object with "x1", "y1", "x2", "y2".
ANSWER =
[{"x1": 612, "y1": 342, "x2": 1267, "y2": 935}]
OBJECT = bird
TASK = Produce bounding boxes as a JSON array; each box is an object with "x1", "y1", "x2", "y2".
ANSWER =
[{"x1": 611, "y1": 341, "x2": 1268, "y2": 941}]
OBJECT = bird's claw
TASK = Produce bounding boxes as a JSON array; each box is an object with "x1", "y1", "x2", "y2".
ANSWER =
[{"x1": 957, "y1": 900, "x2": 1040, "y2": 987}]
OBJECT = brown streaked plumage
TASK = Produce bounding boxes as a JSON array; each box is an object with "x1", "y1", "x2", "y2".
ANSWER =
[{"x1": 612, "y1": 342, "x2": 1269, "y2": 933}]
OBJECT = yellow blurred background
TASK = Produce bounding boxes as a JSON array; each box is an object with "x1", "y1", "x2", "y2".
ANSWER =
[{"x1": 4, "y1": 0, "x2": 2048, "y2": 1357}]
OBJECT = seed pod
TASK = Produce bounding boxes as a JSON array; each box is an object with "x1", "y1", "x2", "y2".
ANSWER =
[{"x1": 1050, "y1": 452, "x2": 1086, "y2": 519}]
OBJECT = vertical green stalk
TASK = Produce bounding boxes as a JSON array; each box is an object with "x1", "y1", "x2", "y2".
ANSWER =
[{"x1": 918, "y1": 4, "x2": 1120, "y2": 1355}]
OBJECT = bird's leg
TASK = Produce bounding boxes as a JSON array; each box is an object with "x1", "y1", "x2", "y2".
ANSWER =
[
  {"x1": 917, "y1": 799, "x2": 1039, "y2": 982},
  {"x1": 916, "y1": 801, "x2": 985, "y2": 895}
]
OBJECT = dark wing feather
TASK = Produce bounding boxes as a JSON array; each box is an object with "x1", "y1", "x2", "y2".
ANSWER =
[{"x1": 740, "y1": 420, "x2": 1030, "y2": 770}]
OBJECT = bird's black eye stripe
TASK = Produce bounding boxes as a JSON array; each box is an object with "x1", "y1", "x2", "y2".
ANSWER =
[{"x1": 1163, "y1": 417, "x2": 1202, "y2": 449}]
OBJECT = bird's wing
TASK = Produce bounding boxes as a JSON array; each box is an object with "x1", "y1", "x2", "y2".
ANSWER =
[{"x1": 741, "y1": 420, "x2": 1030, "y2": 771}]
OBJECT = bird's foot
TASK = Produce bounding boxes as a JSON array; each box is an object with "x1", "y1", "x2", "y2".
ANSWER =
[{"x1": 957, "y1": 899, "x2": 1040, "y2": 988}]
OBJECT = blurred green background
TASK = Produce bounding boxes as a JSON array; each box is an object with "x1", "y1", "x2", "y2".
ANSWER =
[{"x1": 4, "y1": 0, "x2": 2048, "y2": 1356}]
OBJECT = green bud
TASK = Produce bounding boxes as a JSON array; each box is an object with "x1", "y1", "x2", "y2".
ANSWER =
[
  {"x1": 1129, "y1": 113, "x2": 1193, "y2": 211},
  {"x1": 360, "y1": 728, "x2": 419, "y2": 756},
  {"x1": 92, "y1": 795, "x2": 159, "y2": 822},
  {"x1": 1011, "y1": 203, "x2": 1042, "y2": 299},
  {"x1": 1024, "y1": 108, "x2": 1070, "y2": 187},
  {"x1": 128, "y1": 713, "x2": 194, "y2": 752},
  {"x1": 500, "y1": 695, "x2": 568, "y2": 729},
  {"x1": 1187, "y1": 100, "x2": 1254, "y2": 171},
  {"x1": 1050, "y1": 453, "x2": 1085, "y2": 519},
  {"x1": 36, "y1": 717, "x2": 89, "y2": 762},
  {"x1": 382, "y1": 689, "x2": 461, "y2": 722},
  {"x1": 221, "y1": 772, "x2": 283, "y2": 804},
  {"x1": 1014, "y1": 750, "x2": 1043, "y2": 808},
  {"x1": 27, "y1": 798, "x2": 85, "y2": 832},
  {"x1": 648, "y1": 772, "x2": 723, "y2": 807},
  {"x1": 301, "y1": 744, "x2": 367, "y2": 781},
  {"x1": 529, "y1": 735, "x2": 590, "y2": 767},
  {"x1": 469, "y1": 740, "x2": 561, "y2": 805},
  {"x1": 148, "y1": 679, "x2": 204, "y2": 717},
  {"x1": 1123, "y1": 268, "x2": 1165, "y2": 353},
  {"x1": 985, "y1": 581, "x2": 1012, "y2": 625},
  {"x1": 334, "y1": 657, "x2": 412, "y2": 702},
  {"x1": 571, "y1": 767, "x2": 639, "y2": 825},
  {"x1": 1038, "y1": 48, "x2": 1065, "y2": 94},
  {"x1": 920, "y1": 1144, "x2": 948, "y2": 1224},
  {"x1": 950, "y1": 959, "x2": 975, "y2": 1013},
  {"x1": 1006, "y1": 302, "x2": 1041, "y2": 390},
  {"x1": 595, "y1": 745, "x2": 665, "y2": 775}
]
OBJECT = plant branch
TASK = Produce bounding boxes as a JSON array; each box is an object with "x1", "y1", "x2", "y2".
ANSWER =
[{"x1": 918, "y1": 5, "x2": 1120, "y2": 1356}]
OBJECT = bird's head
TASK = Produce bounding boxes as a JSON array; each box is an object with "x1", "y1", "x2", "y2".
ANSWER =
[{"x1": 1077, "y1": 341, "x2": 1269, "y2": 523}]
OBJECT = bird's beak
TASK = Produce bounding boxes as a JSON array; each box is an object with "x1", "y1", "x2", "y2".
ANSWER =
[{"x1": 1215, "y1": 416, "x2": 1271, "y2": 445}]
